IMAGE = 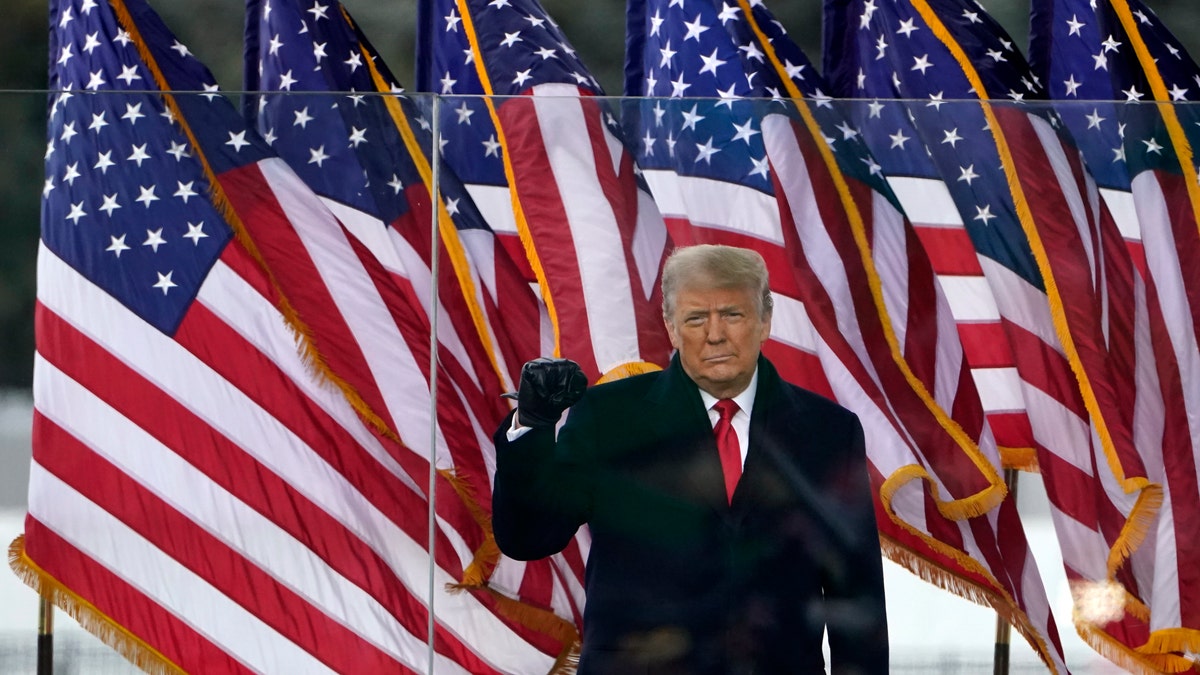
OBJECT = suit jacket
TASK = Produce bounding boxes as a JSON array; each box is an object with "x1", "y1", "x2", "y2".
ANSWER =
[{"x1": 492, "y1": 355, "x2": 887, "y2": 674}]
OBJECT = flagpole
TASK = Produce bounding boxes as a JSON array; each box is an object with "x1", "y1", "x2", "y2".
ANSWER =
[
  {"x1": 993, "y1": 467, "x2": 1019, "y2": 675},
  {"x1": 426, "y1": 94, "x2": 443, "y2": 675},
  {"x1": 37, "y1": 595, "x2": 53, "y2": 675}
]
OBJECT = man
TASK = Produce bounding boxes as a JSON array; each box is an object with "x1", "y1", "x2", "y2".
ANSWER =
[{"x1": 493, "y1": 245, "x2": 887, "y2": 674}]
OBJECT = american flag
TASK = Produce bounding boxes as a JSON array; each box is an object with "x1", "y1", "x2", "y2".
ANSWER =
[
  {"x1": 417, "y1": 0, "x2": 674, "y2": 383},
  {"x1": 244, "y1": 0, "x2": 587, "y2": 665},
  {"x1": 624, "y1": 0, "x2": 1066, "y2": 669},
  {"x1": 825, "y1": 0, "x2": 1181, "y2": 671},
  {"x1": 1030, "y1": 0, "x2": 1200, "y2": 670},
  {"x1": 14, "y1": 0, "x2": 568, "y2": 671}
]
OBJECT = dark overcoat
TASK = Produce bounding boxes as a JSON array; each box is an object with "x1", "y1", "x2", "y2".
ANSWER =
[{"x1": 492, "y1": 355, "x2": 888, "y2": 674}]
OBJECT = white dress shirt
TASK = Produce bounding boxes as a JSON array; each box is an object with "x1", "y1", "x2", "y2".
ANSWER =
[{"x1": 697, "y1": 368, "x2": 757, "y2": 469}]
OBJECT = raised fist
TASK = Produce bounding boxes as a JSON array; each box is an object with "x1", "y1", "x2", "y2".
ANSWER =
[{"x1": 515, "y1": 357, "x2": 587, "y2": 428}]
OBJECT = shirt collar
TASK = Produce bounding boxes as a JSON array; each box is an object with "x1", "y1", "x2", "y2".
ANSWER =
[{"x1": 697, "y1": 367, "x2": 758, "y2": 416}]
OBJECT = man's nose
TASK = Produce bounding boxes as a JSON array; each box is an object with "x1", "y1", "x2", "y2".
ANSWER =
[{"x1": 705, "y1": 317, "x2": 726, "y2": 342}]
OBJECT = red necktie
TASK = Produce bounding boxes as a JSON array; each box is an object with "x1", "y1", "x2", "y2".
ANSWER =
[{"x1": 713, "y1": 399, "x2": 742, "y2": 503}]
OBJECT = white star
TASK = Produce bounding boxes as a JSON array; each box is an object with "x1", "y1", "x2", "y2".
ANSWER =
[
  {"x1": 962, "y1": 9, "x2": 981, "y2": 24},
  {"x1": 927, "y1": 92, "x2": 946, "y2": 110},
  {"x1": 534, "y1": 46, "x2": 557, "y2": 60},
  {"x1": 659, "y1": 40, "x2": 678, "y2": 68},
  {"x1": 874, "y1": 34, "x2": 889, "y2": 61},
  {"x1": 717, "y1": 3, "x2": 740, "y2": 24},
  {"x1": 445, "y1": 8, "x2": 462, "y2": 31},
  {"x1": 455, "y1": 102, "x2": 475, "y2": 124},
  {"x1": 268, "y1": 35, "x2": 284, "y2": 55},
  {"x1": 226, "y1": 130, "x2": 250, "y2": 151},
  {"x1": 488, "y1": 0, "x2": 511, "y2": 7},
  {"x1": 862, "y1": 156, "x2": 882, "y2": 175},
  {"x1": 144, "y1": 228, "x2": 167, "y2": 251},
  {"x1": 153, "y1": 271, "x2": 177, "y2": 295},
  {"x1": 1085, "y1": 109, "x2": 1105, "y2": 129},
  {"x1": 867, "y1": 100, "x2": 884, "y2": 118},
  {"x1": 836, "y1": 122, "x2": 859, "y2": 140},
  {"x1": 738, "y1": 41, "x2": 764, "y2": 62},
  {"x1": 444, "y1": 197, "x2": 460, "y2": 216},
  {"x1": 116, "y1": 65, "x2": 142, "y2": 85},
  {"x1": 1123, "y1": 86, "x2": 1144, "y2": 102},
  {"x1": 348, "y1": 127, "x2": 367, "y2": 147},
  {"x1": 307, "y1": 1, "x2": 329, "y2": 21},
  {"x1": 889, "y1": 129, "x2": 910, "y2": 149},
  {"x1": 94, "y1": 150, "x2": 115, "y2": 173},
  {"x1": 167, "y1": 140, "x2": 190, "y2": 161},
  {"x1": 665, "y1": 132, "x2": 677, "y2": 157},
  {"x1": 440, "y1": 72, "x2": 458, "y2": 94},
  {"x1": 87, "y1": 112, "x2": 109, "y2": 135},
  {"x1": 682, "y1": 15, "x2": 710, "y2": 42},
  {"x1": 482, "y1": 134, "x2": 502, "y2": 157},
  {"x1": 123, "y1": 102, "x2": 147, "y2": 123},
  {"x1": 312, "y1": 41, "x2": 328, "y2": 62},
  {"x1": 293, "y1": 107, "x2": 314, "y2": 128},
  {"x1": 1112, "y1": 145, "x2": 1126, "y2": 163},
  {"x1": 783, "y1": 60, "x2": 805, "y2": 81},
  {"x1": 1143, "y1": 138, "x2": 1164, "y2": 154},
  {"x1": 62, "y1": 162, "x2": 81, "y2": 186},
  {"x1": 278, "y1": 69, "x2": 298, "y2": 90},
  {"x1": 308, "y1": 145, "x2": 329, "y2": 166},
  {"x1": 388, "y1": 174, "x2": 404, "y2": 194},
  {"x1": 135, "y1": 185, "x2": 159, "y2": 208},
  {"x1": 942, "y1": 128, "x2": 963, "y2": 147},
  {"x1": 98, "y1": 193, "x2": 121, "y2": 216},
  {"x1": 811, "y1": 89, "x2": 833, "y2": 108},
  {"x1": 262, "y1": 128, "x2": 277, "y2": 145},
  {"x1": 986, "y1": 49, "x2": 1006, "y2": 63},
  {"x1": 500, "y1": 31, "x2": 522, "y2": 48},
  {"x1": 680, "y1": 104, "x2": 704, "y2": 131},
  {"x1": 106, "y1": 234, "x2": 130, "y2": 257},
  {"x1": 58, "y1": 7, "x2": 74, "y2": 28},
  {"x1": 973, "y1": 204, "x2": 996, "y2": 225},
  {"x1": 641, "y1": 130, "x2": 655, "y2": 156},
  {"x1": 42, "y1": 178, "x2": 54, "y2": 198},
  {"x1": 524, "y1": 14, "x2": 545, "y2": 28},
  {"x1": 170, "y1": 40, "x2": 192, "y2": 58},
  {"x1": 731, "y1": 119, "x2": 759, "y2": 144},
  {"x1": 860, "y1": 0, "x2": 878, "y2": 28},
  {"x1": 1063, "y1": 75, "x2": 1081, "y2": 96},
  {"x1": 749, "y1": 155, "x2": 770, "y2": 179},
  {"x1": 127, "y1": 143, "x2": 151, "y2": 166},
  {"x1": 912, "y1": 54, "x2": 933, "y2": 74},
  {"x1": 184, "y1": 221, "x2": 208, "y2": 245},
  {"x1": 1066, "y1": 15, "x2": 1085, "y2": 36},
  {"x1": 512, "y1": 69, "x2": 533, "y2": 87},
  {"x1": 85, "y1": 70, "x2": 105, "y2": 90},
  {"x1": 670, "y1": 73, "x2": 691, "y2": 97},
  {"x1": 174, "y1": 181, "x2": 198, "y2": 203},
  {"x1": 65, "y1": 201, "x2": 86, "y2": 224},
  {"x1": 345, "y1": 51, "x2": 363, "y2": 71},
  {"x1": 1101, "y1": 35, "x2": 1121, "y2": 53},
  {"x1": 694, "y1": 137, "x2": 720, "y2": 164},
  {"x1": 114, "y1": 29, "x2": 132, "y2": 46},
  {"x1": 897, "y1": 18, "x2": 919, "y2": 37},
  {"x1": 714, "y1": 84, "x2": 740, "y2": 107},
  {"x1": 649, "y1": 10, "x2": 664, "y2": 36},
  {"x1": 958, "y1": 165, "x2": 978, "y2": 184},
  {"x1": 1092, "y1": 51, "x2": 1108, "y2": 71},
  {"x1": 1170, "y1": 84, "x2": 1190, "y2": 101}
]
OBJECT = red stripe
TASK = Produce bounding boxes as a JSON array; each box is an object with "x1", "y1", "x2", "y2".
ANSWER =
[
  {"x1": 496, "y1": 96, "x2": 600, "y2": 377},
  {"x1": 956, "y1": 322, "x2": 1016, "y2": 369},
  {"x1": 218, "y1": 162, "x2": 400, "y2": 435},
  {"x1": 34, "y1": 417, "x2": 431, "y2": 675},
  {"x1": 911, "y1": 225, "x2": 983, "y2": 275},
  {"x1": 1001, "y1": 320, "x2": 1088, "y2": 420},
  {"x1": 33, "y1": 303, "x2": 516, "y2": 666},
  {"x1": 23, "y1": 519, "x2": 254, "y2": 674}
]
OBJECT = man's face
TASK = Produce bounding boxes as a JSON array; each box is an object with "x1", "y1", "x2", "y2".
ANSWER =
[{"x1": 665, "y1": 283, "x2": 771, "y2": 399}]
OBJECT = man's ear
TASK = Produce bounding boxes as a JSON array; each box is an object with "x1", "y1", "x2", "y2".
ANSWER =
[{"x1": 664, "y1": 317, "x2": 681, "y2": 350}]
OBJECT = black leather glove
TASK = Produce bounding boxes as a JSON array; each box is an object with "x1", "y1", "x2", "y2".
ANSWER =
[{"x1": 512, "y1": 357, "x2": 587, "y2": 428}]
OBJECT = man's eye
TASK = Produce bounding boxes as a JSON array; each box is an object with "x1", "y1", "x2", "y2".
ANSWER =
[{"x1": 684, "y1": 316, "x2": 705, "y2": 326}]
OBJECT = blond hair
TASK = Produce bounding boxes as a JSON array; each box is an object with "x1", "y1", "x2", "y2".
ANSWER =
[{"x1": 661, "y1": 244, "x2": 772, "y2": 322}]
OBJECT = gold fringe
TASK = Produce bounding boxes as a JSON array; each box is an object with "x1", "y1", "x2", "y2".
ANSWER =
[
  {"x1": 738, "y1": 0, "x2": 1008, "y2": 521},
  {"x1": 455, "y1": 0, "x2": 564, "y2": 359},
  {"x1": 9, "y1": 535, "x2": 187, "y2": 674},
  {"x1": 999, "y1": 446, "x2": 1039, "y2": 472},
  {"x1": 1075, "y1": 618, "x2": 1195, "y2": 674},
  {"x1": 595, "y1": 360, "x2": 662, "y2": 384},
  {"x1": 109, "y1": 0, "x2": 398, "y2": 441},
  {"x1": 1107, "y1": 484, "x2": 1164, "y2": 578},
  {"x1": 1141, "y1": 627, "x2": 1200, "y2": 663}
]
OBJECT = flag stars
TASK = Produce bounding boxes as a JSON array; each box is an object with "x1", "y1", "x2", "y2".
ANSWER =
[
  {"x1": 1063, "y1": 75, "x2": 1081, "y2": 96},
  {"x1": 308, "y1": 145, "x2": 329, "y2": 166},
  {"x1": 94, "y1": 150, "x2": 115, "y2": 173},
  {"x1": 500, "y1": 31, "x2": 523, "y2": 48},
  {"x1": 387, "y1": 174, "x2": 403, "y2": 194},
  {"x1": 312, "y1": 41, "x2": 328, "y2": 62},
  {"x1": 445, "y1": 8, "x2": 462, "y2": 31},
  {"x1": 875, "y1": 34, "x2": 889, "y2": 60},
  {"x1": 680, "y1": 104, "x2": 704, "y2": 131},
  {"x1": 738, "y1": 41, "x2": 764, "y2": 62},
  {"x1": 694, "y1": 137, "x2": 720, "y2": 164},
  {"x1": 682, "y1": 15, "x2": 709, "y2": 42},
  {"x1": 942, "y1": 128, "x2": 963, "y2": 147},
  {"x1": 1112, "y1": 145, "x2": 1126, "y2": 162},
  {"x1": 66, "y1": 201, "x2": 87, "y2": 224},
  {"x1": 973, "y1": 204, "x2": 996, "y2": 225},
  {"x1": 57, "y1": 44, "x2": 74, "y2": 66},
  {"x1": 512, "y1": 69, "x2": 533, "y2": 87},
  {"x1": 42, "y1": 178, "x2": 54, "y2": 198},
  {"x1": 986, "y1": 48, "x2": 1006, "y2": 62},
  {"x1": 174, "y1": 181, "x2": 198, "y2": 203},
  {"x1": 1123, "y1": 86, "x2": 1144, "y2": 102},
  {"x1": 268, "y1": 35, "x2": 284, "y2": 56},
  {"x1": 867, "y1": 100, "x2": 885, "y2": 118},
  {"x1": 1082, "y1": 109, "x2": 1105, "y2": 130},
  {"x1": 642, "y1": 129, "x2": 656, "y2": 156},
  {"x1": 659, "y1": 40, "x2": 677, "y2": 68},
  {"x1": 153, "y1": 271, "x2": 177, "y2": 295},
  {"x1": 98, "y1": 193, "x2": 121, "y2": 216},
  {"x1": 60, "y1": 122, "x2": 79, "y2": 144},
  {"x1": 896, "y1": 18, "x2": 919, "y2": 37},
  {"x1": 783, "y1": 60, "x2": 805, "y2": 81},
  {"x1": 128, "y1": 143, "x2": 151, "y2": 166},
  {"x1": 717, "y1": 3, "x2": 740, "y2": 24},
  {"x1": 184, "y1": 222, "x2": 208, "y2": 245},
  {"x1": 1143, "y1": 138, "x2": 1164, "y2": 155},
  {"x1": 1066, "y1": 14, "x2": 1085, "y2": 36},
  {"x1": 534, "y1": 46, "x2": 557, "y2": 60},
  {"x1": 226, "y1": 130, "x2": 251, "y2": 151},
  {"x1": 888, "y1": 128, "x2": 910, "y2": 149},
  {"x1": 749, "y1": 155, "x2": 770, "y2": 179},
  {"x1": 962, "y1": 9, "x2": 981, "y2": 24},
  {"x1": 62, "y1": 162, "x2": 81, "y2": 186},
  {"x1": 1092, "y1": 51, "x2": 1108, "y2": 71},
  {"x1": 482, "y1": 134, "x2": 502, "y2": 157},
  {"x1": 293, "y1": 107, "x2": 314, "y2": 128},
  {"x1": 1169, "y1": 85, "x2": 1189, "y2": 101},
  {"x1": 135, "y1": 185, "x2": 159, "y2": 208},
  {"x1": 440, "y1": 72, "x2": 457, "y2": 94},
  {"x1": 278, "y1": 69, "x2": 298, "y2": 90},
  {"x1": 836, "y1": 121, "x2": 859, "y2": 140},
  {"x1": 455, "y1": 102, "x2": 475, "y2": 124},
  {"x1": 106, "y1": 234, "x2": 129, "y2": 257},
  {"x1": 345, "y1": 51, "x2": 363, "y2": 72},
  {"x1": 307, "y1": 1, "x2": 329, "y2": 21},
  {"x1": 170, "y1": 40, "x2": 192, "y2": 58},
  {"x1": 1101, "y1": 35, "x2": 1121, "y2": 53},
  {"x1": 860, "y1": 0, "x2": 878, "y2": 28},
  {"x1": 731, "y1": 119, "x2": 759, "y2": 144},
  {"x1": 670, "y1": 72, "x2": 691, "y2": 97},
  {"x1": 116, "y1": 65, "x2": 142, "y2": 85},
  {"x1": 143, "y1": 228, "x2": 167, "y2": 252},
  {"x1": 911, "y1": 54, "x2": 933, "y2": 74},
  {"x1": 958, "y1": 165, "x2": 978, "y2": 184},
  {"x1": 348, "y1": 126, "x2": 367, "y2": 147}
]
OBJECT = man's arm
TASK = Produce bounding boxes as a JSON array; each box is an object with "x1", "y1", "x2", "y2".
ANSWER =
[{"x1": 824, "y1": 415, "x2": 889, "y2": 675}]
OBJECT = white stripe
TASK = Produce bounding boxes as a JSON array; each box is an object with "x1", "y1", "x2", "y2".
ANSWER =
[
  {"x1": 937, "y1": 275, "x2": 1000, "y2": 323},
  {"x1": 970, "y1": 367, "x2": 1025, "y2": 414},
  {"x1": 531, "y1": 84, "x2": 642, "y2": 373},
  {"x1": 464, "y1": 183, "x2": 519, "y2": 237},
  {"x1": 27, "y1": 466, "x2": 338, "y2": 675},
  {"x1": 260, "y1": 159, "x2": 456, "y2": 468},
  {"x1": 767, "y1": 292, "x2": 818, "y2": 354},
  {"x1": 978, "y1": 256, "x2": 1064, "y2": 356},
  {"x1": 888, "y1": 176, "x2": 963, "y2": 227},
  {"x1": 34, "y1": 246, "x2": 552, "y2": 670},
  {"x1": 1030, "y1": 116, "x2": 1097, "y2": 289},
  {"x1": 1022, "y1": 384, "x2": 1091, "y2": 476},
  {"x1": 641, "y1": 169, "x2": 784, "y2": 245},
  {"x1": 1019, "y1": 548, "x2": 1068, "y2": 675},
  {"x1": 1045, "y1": 502, "x2": 1109, "y2": 582},
  {"x1": 870, "y1": 194, "x2": 912, "y2": 351},
  {"x1": 632, "y1": 185, "x2": 669, "y2": 301},
  {"x1": 1099, "y1": 187, "x2": 1142, "y2": 243},
  {"x1": 33, "y1": 360, "x2": 469, "y2": 674}
]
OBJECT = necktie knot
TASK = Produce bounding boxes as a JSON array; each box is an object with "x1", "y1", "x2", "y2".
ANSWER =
[{"x1": 714, "y1": 398, "x2": 739, "y2": 423}]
